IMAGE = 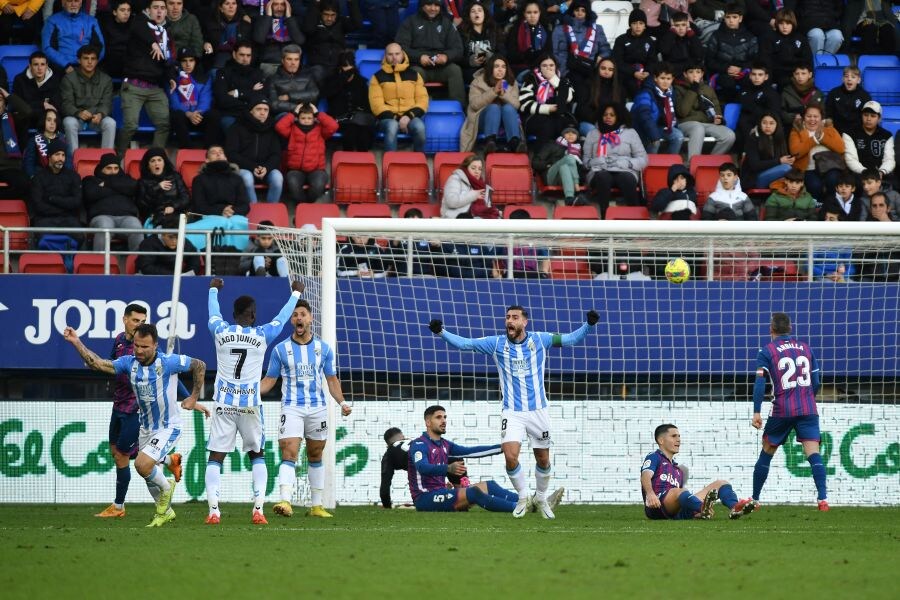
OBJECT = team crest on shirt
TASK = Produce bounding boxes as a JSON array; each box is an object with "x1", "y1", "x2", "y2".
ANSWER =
[
  {"x1": 155, "y1": 364, "x2": 163, "y2": 376},
  {"x1": 527, "y1": 339, "x2": 535, "y2": 352}
]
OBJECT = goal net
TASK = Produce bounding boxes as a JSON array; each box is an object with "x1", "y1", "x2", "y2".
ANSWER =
[{"x1": 268, "y1": 219, "x2": 900, "y2": 508}]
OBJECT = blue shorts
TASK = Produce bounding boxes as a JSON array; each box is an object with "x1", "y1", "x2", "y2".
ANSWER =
[
  {"x1": 644, "y1": 490, "x2": 695, "y2": 520},
  {"x1": 763, "y1": 414, "x2": 821, "y2": 447},
  {"x1": 414, "y1": 488, "x2": 460, "y2": 512},
  {"x1": 109, "y1": 409, "x2": 139, "y2": 457}
]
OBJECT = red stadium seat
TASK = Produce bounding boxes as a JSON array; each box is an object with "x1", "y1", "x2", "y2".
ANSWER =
[
  {"x1": 486, "y1": 154, "x2": 533, "y2": 206},
  {"x1": 295, "y1": 203, "x2": 340, "y2": 230},
  {"x1": 549, "y1": 258, "x2": 593, "y2": 279},
  {"x1": 433, "y1": 152, "x2": 473, "y2": 199},
  {"x1": 689, "y1": 154, "x2": 733, "y2": 176},
  {"x1": 73, "y1": 148, "x2": 116, "y2": 179},
  {"x1": 125, "y1": 254, "x2": 139, "y2": 275},
  {"x1": 535, "y1": 174, "x2": 586, "y2": 197},
  {"x1": 503, "y1": 204, "x2": 547, "y2": 219},
  {"x1": 642, "y1": 154, "x2": 683, "y2": 202},
  {"x1": 123, "y1": 148, "x2": 147, "y2": 180},
  {"x1": 175, "y1": 149, "x2": 207, "y2": 190},
  {"x1": 382, "y1": 151, "x2": 430, "y2": 204},
  {"x1": 247, "y1": 203, "x2": 290, "y2": 229},
  {"x1": 694, "y1": 169, "x2": 721, "y2": 208},
  {"x1": 73, "y1": 254, "x2": 121, "y2": 274},
  {"x1": 18, "y1": 253, "x2": 66, "y2": 274},
  {"x1": 332, "y1": 151, "x2": 379, "y2": 203},
  {"x1": 554, "y1": 205, "x2": 599, "y2": 220},
  {"x1": 398, "y1": 203, "x2": 440, "y2": 218},
  {"x1": 0, "y1": 200, "x2": 29, "y2": 251},
  {"x1": 346, "y1": 204, "x2": 392, "y2": 218},
  {"x1": 605, "y1": 206, "x2": 650, "y2": 220}
]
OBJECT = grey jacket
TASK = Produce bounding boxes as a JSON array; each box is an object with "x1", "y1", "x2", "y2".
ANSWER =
[
  {"x1": 441, "y1": 168, "x2": 480, "y2": 219},
  {"x1": 582, "y1": 126, "x2": 648, "y2": 185},
  {"x1": 60, "y1": 68, "x2": 113, "y2": 118},
  {"x1": 266, "y1": 67, "x2": 320, "y2": 115}
]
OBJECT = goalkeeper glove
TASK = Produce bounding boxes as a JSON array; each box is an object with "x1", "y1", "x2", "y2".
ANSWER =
[
  {"x1": 586, "y1": 310, "x2": 600, "y2": 326},
  {"x1": 429, "y1": 319, "x2": 443, "y2": 334}
]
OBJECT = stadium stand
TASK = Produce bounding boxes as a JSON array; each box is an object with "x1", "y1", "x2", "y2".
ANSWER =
[
  {"x1": 605, "y1": 206, "x2": 651, "y2": 220},
  {"x1": 0, "y1": 200, "x2": 29, "y2": 251},
  {"x1": 73, "y1": 254, "x2": 121, "y2": 274},
  {"x1": 332, "y1": 151, "x2": 379, "y2": 203},
  {"x1": 18, "y1": 253, "x2": 67, "y2": 274},
  {"x1": 485, "y1": 153, "x2": 533, "y2": 206},
  {"x1": 73, "y1": 149, "x2": 116, "y2": 180},
  {"x1": 382, "y1": 151, "x2": 430, "y2": 204}
]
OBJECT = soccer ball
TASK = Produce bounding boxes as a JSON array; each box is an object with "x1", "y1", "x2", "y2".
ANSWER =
[{"x1": 665, "y1": 258, "x2": 690, "y2": 284}]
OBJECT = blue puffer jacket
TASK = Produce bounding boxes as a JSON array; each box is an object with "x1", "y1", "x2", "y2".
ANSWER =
[
  {"x1": 41, "y1": 11, "x2": 106, "y2": 71},
  {"x1": 630, "y1": 80, "x2": 677, "y2": 143}
]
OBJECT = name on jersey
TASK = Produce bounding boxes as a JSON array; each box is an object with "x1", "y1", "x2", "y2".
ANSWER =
[
  {"x1": 218, "y1": 334, "x2": 262, "y2": 348},
  {"x1": 776, "y1": 342, "x2": 804, "y2": 353},
  {"x1": 218, "y1": 384, "x2": 257, "y2": 396},
  {"x1": 659, "y1": 473, "x2": 679, "y2": 486}
]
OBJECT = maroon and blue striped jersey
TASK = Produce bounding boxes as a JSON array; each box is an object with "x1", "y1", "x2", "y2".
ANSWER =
[
  {"x1": 407, "y1": 433, "x2": 501, "y2": 501},
  {"x1": 755, "y1": 335, "x2": 820, "y2": 417},
  {"x1": 109, "y1": 332, "x2": 137, "y2": 414},
  {"x1": 640, "y1": 450, "x2": 685, "y2": 500}
]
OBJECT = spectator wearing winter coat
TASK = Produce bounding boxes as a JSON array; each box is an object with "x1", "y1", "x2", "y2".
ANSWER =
[
  {"x1": 612, "y1": 9, "x2": 658, "y2": 99},
  {"x1": 10, "y1": 52, "x2": 63, "y2": 131},
  {"x1": 441, "y1": 155, "x2": 491, "y2": 219},
  {"x1": 657, "y1": 11, "x2": 704, "y2": 83},
  {"x1": 239, "y1": 222, "x2": 289, "y2": 276},
  {"x1": 324, "y1": 50, "x2": 375, "y2": 152},
  {"x1": 396, "y1": 0, "x2": 466, "y2": 107},
  {"x1": 780, "y1": 64, "x2": 824, "y2": 129},
  {"x1": 701, "y1": 162, "x2": 758, "y2": 220},
  {"x1": 741, "y1": 111, "x2": 796, "y2": 189},
  {"x1": 302, "y1": 0, "x2": 361, "y2": 86},
  {"x1": 83, "y1": 153, "x2": 143, "y2": 251},
  {"x1": 252, "y1": 0, "x2": 304, "y2": 76},
  {"x1": 202, "y1": 0, "x2": 253, "y2": 70},
  {"x1": 531, "y1": 126, "x2": 585, "y2": 206},
  {"x1": 98, "y1": 0, "x2": 132, "y2": 79},
  {"x1": 764, "y1": 168, "x2": 818, "y2": 221},
  {"x1": 519, "y1": 53, "x2": 577, "y2": 143},
  {"x1": 788, "y1": 103, "x2": 845, "y2": 203},
  {"x1": 794, "y1": 0, "x2": 844, "y2": 56},
  {"x1": 674, "y1": 63, "x2": 735, "y2": 159},
  {"x1": 169, "y1": 47, "x2": 222, "y2": 149},
  {"x1": 759, "y1": 8, "x2": 814, "y2": 89},
  {"x1": 583, "y1": 102, "x2": 647, "y2": 215},
  {"x1": 166, "y1": 0, "x2": 205, "y2": 58},
  {"x1": 630, "y1": 62, "x2": 683, "y2": 154},
  {"x1": 29, "y1": 137, "x2": 84, "y2": 245},
  {"x1": 22, "y1": 108, "x2": 70, "y2": 179},
  {"x1": 275, "y1": 104, "x2": 338, "y2": 204},
  {"x1": 190, "y1": 144, "x2": 251, "y2": 219},
  {"x1": 651, "y1": 163, "x2": 698, "y2": 220},
  {"x1": 551, "y1": 0, "x2": 612, "y2": 92},
  {"x1": 458, "y1": 1, "x2": 504, "y2": 85},
  {"x1": 265, "y1": 44, "x2": 319, "y2": 118},
  {"x1": 825, "y1": 66, "x2": 871, "y2": 136},
  {"x1": 736, "y1": 62, "x2": 781, "y2": 150},
  {"x1": 368, "y1": 44, "x2": 429, "y2": 152},
  {"x1": 460, "y1": 55, "x2": 524, "y2": 154},
  {"x1": 224, "y1": 95, "x2": 284, "y2": 203},
  {"x1": 842, "y1": 101, "x2": 895, "y2": 178},
  {"x1": 136, "y1": 147, "x2": 190, "y2": 225},
  {"x1": 212, "y1": 41, "x2": 267, "y2": 130},
  {"x1": 505, "y1": 1, "x2": 551, "y2": 76},
  {"x1": 137, "y1": 217, "x2": 201, "y2": 275},
  {"x1": 704, "y1": 3, "x2": 758, "y2": 103},
  {"x1": 41, "y1": 0, "x2": 105, "y2": 73},
  {"x1": 60, "y1": 45, "x2": 115, "y2": 153}
]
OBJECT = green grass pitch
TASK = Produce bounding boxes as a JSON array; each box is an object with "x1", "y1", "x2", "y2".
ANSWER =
[{"x1": 1, "y1": 504, "x2": 897, "y2": 599}]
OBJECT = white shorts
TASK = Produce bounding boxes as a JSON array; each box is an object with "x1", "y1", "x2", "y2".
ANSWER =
[
  {"x1": 207, "y1": 403, "x2": 265, "y2": 453},
  {"x1": 279, "y1": 405, "x2": 329, "y2": 441},
  {"x1": 500, "y1": 408, "x2": 552, "y2": 449},
  {"x1": 138, "y1": 427, "x2": 181, "y2": 463}
]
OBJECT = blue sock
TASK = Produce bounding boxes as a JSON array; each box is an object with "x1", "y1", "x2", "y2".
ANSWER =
[
  {"x1": 753, "y1": 451, "x2": 773, "y2": 500},
  {"x1": 486, "y1": 480, "x2": 519, "y2": 502},
  {"x1": 718, "y1": 484, "x2": 738, "y2": 509},
  {"x1": 807, "y1": 453, "x2": 827, "y2": 500},
  {"x1": 114, "y1": 466, "x2": 131, "y2": 506},
  {"x1": 466, "y1": 486, "x2": 518, "y2": 512},
  {"x1": 678, "y1": 490, "x2": 702, "y2": 514}
]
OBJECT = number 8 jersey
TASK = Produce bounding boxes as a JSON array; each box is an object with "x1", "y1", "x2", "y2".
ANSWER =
[
  {"x1": 756, "y1": 334, "x2": 820, "y2": 417},
  {"x1": 208, "y1": 288, "x2": 300, "y2": 407}
]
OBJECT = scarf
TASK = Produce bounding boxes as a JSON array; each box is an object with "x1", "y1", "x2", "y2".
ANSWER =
[
  {"x1": 176, "y1": 70, "x2": 198, "y2": 108},
  {"x1": 533, "y1": 69, "x2": 555, "y2": 104},
  {"x1": 596, "y1": 128, "x2": 622, "y2": 157},
  {"x1": 464, "y1": 168, "x2": 486, "y2": 190},
  {"x1": 148, "y1": 21, "x2": 173, "y2": 61},
  {"x1": 445, "y1": 0, "x2": 463, "y2": 20},
  {"x1": 655, "y1": 86, "x2": 675, "y2": 133},
  {"x1": 270, "y1": 16, "x2": 290, "y2": 42},
  {"x1": 564, "y1": 23, "x2": 597, "y2": 59},
  {"x1": 0, "y1": 110, "x2": 21, "y2": 158},
  {"x1": 556, "y1": 136, "x2": 581, "y2": 157},
  {"x1": 34, "y1": 133, "x2": 53, "y2": 167},
  {"x1": 516, "y1": 22, "x2": 546, "y2": 53},
  {"x1": 219, "y1": 21, "x2": 239, "y2": 50}
]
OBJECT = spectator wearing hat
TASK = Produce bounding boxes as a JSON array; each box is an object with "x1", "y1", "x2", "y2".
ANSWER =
[
  {"x1": 225, "y1": 94, "x2": 284, "y2": 202},
  {"x1": 98, "y1": 0, "x2": 133, "y2": 80},
  {"x1": 165, "y1": 0, "x2": 205, "y2": 58},
  {"x1": 253, "y1": 0, "x2": 305, "y2": 76},
  {"x1": 612, "y1": 9, "x2": 658, "y2": 99},
  {"x1": 843, "y1": 101, "x2": 895, "y2": 179},
  {"x1": 30, "y1": 137, "x2": 85, "y2": 246},
  {"x1": 60, "y1": 45, "x2": 116, "y2": 153},
  {"x1": 213, "y1": 40, "x2": 267, "y2": 133},
  {"x1": 117, "y1": 0, "x2": 175, "y2": 154},
  {"x1": 266, "y1": 44, "x2": 319, "y2": 120},
  {"x1": 83, "y1": 153, "x2": 143, "y2": 251},
  {"x1": 169, "y1": 47, "x2": 222, "y2": 148},
  {"x1": 396, "y1": 0, "x2": 467, "y2": 107}
]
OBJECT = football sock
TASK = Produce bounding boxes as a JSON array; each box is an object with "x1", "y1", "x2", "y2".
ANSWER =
[
  {"x1": 163, "y1": 454, "x2": 172, "y2": 467},
  {"x1": 278, "y1": 460, "x2": 296, "y2": 503},
  {"x1": 753, "y1": 451, "x2": 773, "y2": 500},
  {"x1": 206, "y1": 460, "x2": 222, "y2": 515},
  {"x1": 506, "y1": 463, "x2": 527, "y2": 496},
  {"x1": 534, "y1": 464, "x2": 551, "y2": 501},
  {"x1": 146, "y1": 465, "x2": 169, "y2": 490},
  {"x1": 678, "y1": 490, "x2": 702, "y2": 514},
  {"x1": 718, "y1": 484, "x2": 738, "y2": 509},
  {"x1": 251, "y1": 457, "x2": 267, "y2": 512},
  {"x1": 308, "y1": 461, "x2": 325, "y2": 506},
  {"x1": 114, "y1": 466, "x2": 131, "y2": 506},
  {"x1": 466, "y1": 486, "x2": 517, "y2": 512},
  {"x1": 486, "y1": 480, "x2": 519, "y2": 502},
  {"x1": 807, "y1": 453, "x2": 827, "y2": 500}
]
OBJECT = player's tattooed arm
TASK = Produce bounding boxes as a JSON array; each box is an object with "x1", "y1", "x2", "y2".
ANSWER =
[
  {"x1": 182, "y1": 358, "x2": 210, "y2": 417},
  {"x1": 63, "y1": 327, "x2": 115, "y2": 374}
]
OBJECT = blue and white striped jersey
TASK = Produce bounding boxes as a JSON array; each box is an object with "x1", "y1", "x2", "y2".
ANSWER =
[
  {"x1": 208, "y1": 288, "x2": 299, "y2": 407},
  {"x1": 440, "y1": 323, "x2": 590, "y2": 412},
  {"x1": 112, "y1": 352, "x2": 193, "y2": 430},
  {"x1": 266, "y1": 337, "x2": 336, "y2": 408}
]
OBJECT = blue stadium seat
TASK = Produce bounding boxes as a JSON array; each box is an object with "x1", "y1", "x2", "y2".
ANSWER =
[
  {"x1": 883, "y1": 120, "x2": 900, "y2": 136},
  {"x1": 862, "y1": 67, "x2": 900, "y2": 105},
  {"x1": 858, "y1": 55, "x2": 900, "y2": 71},
  {"x1": 358, "y1": 60, "x2": 382, "y2": 80},
  {"x1": 882, "y1": 105, "x2": 900, "y2": 121},
  {"x1": 0, "y1": 44, "x2": 37, "y2": 82},
  {"x1": 813, "y1": 53, "x2": 851, "y2": 67},
  {"x1": 814, "y1": 66, "x2": 844, "y2": 94},
  {"x1": 355, "y1": 48, "x2": 384, "y2": 64},
  {"x1": 423, "y1": 112, "x2": 464, "y2": 153},
  {"x1": 427, "y1": 100, "x2": 464, "y2": 114},
  {"x1": 723, "y1": 103, "x2": 740, "y2": 130}
]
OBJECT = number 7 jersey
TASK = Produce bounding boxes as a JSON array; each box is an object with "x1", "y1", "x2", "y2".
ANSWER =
[
  {"x1": 208, "y1": 288, "x2": 300, "y2": 407},
  {"x1": 756, "y1": 334, "x2": 820, "y2": 417}
]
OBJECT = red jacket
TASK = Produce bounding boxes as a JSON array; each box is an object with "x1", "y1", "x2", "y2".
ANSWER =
[{"x1": 275, "y1": 111, "x2": 338, "y2": 172}]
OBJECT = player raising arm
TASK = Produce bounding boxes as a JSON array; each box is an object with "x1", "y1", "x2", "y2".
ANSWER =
[
  {"x1": 261, "y1": 299, "x2": 352, "y2": 518},
  {"x1": 641, "y1": 424, "x2": 758, "y2": 520},
  {"x1": 751, "y1": 312, "x2": 828, "y2": 510},
  {"x1": 64, "y1": 323, "x2": 207, "y2": 527},
  {"x1": 204, "y1": 277, "x2": 304, "y2": 526},
  {"x1": 429, "y1": 306, "x2": 596, "y2": 519}
]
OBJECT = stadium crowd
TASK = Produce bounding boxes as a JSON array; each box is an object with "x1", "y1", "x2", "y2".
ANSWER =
[{"x1": 0, "y1": 0, "x2": 898, "y2": 277}]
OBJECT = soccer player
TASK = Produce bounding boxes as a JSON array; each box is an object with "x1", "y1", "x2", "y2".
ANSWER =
[
  {"x1": 641, "y1": 424, "x2": 758, "y2": 520},
  {"x1": 380, "y1": 426, "x2": 469, "y2": 509},
  {"x1": 429, "y1": 306, "x2": 598, "y2": 518},
  {"x1": 64, "y1": 323, "x2": 208, "y2": 527},
  {"x1": 409, "y1": 405, "x2": 547, "y2": 514},
  {"x1": 260, "y1": 299, "x2": 352, "y2": 518},
  {"x1": 205, "y1": 277, "x2": 304, "y2": 525},
  {"x1": 751, "y1": 312, "x2": 828, "y2": 510}
]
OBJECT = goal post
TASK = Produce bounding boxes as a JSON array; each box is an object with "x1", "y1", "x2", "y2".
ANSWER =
[{"x1": 269, "y1": 219, "x2": 900, "y2": 508}]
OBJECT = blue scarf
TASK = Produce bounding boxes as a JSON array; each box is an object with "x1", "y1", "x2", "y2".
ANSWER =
[{"x1": 1, "y1": 111, "x2": 21, "y2": 158}]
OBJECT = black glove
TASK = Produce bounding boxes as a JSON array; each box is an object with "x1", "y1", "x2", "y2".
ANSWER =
[
  {"x1": 586, "y1": 310, "x2": 600, "y2": 326},
  {"x1": 429, "y1": 319, "x2": 443, "y2": 334}
]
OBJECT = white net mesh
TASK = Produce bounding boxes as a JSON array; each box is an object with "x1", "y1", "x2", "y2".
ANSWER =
[{"x1": 269, "y1": 221, "x2": 900, "y2": 506}]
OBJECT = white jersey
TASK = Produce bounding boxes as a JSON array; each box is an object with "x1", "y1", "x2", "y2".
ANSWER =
[
  {"x1": 266, "y1": 336, "x2": 336, "y2": 408},
  {"x1": 112, "y1": 352, "x2": 192, "y2": 430},
  {"x1": 208, "y1": 288, "x2": 299, "y2": 407}
]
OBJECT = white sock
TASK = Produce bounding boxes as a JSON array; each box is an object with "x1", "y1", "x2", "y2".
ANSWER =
[
  {"x1": 507, "y1": 464, "x2": 527, "y2": 496},
  {"x1": 145, "y1": 465, "x2": 169, "y2": 490},
  {"x1": 163, "y1": 454, "x2": 172, "y2": 466},
  {"x1": 308, "y1": 461, "x2": 324, "y2": 507},
  {"x1": 252, "y1": 458, "x2": 267, "y2": 512},
  {"x1": 145, "y1": 480, "x2": 162, "y2": 503},
  {"x1": 206, "y1": 461, "x2": 221, "y2": 515},
  {"x1": 535, "y1": 465, "x2": 551, "y2": 501},
  {"x1": 114, "y1": 502, "x2": 124, "y2": 510},
  {"x1": 278, "y1": 460, "x2": 297, "y2": 503}
]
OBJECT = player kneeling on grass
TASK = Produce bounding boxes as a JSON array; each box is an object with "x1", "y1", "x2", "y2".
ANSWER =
[
  {"x1": 409, "y1": 405, "x2": 562, "y2": 514},
  {"x1": 260, "y1": 299, "x2": 352, "y2": 519},
  {"x1": 64, "y1": 323, "x2": 208, "y2": 527},
  {"x1": 641, "y1": 424, "x2": 758, "y2": 520}
]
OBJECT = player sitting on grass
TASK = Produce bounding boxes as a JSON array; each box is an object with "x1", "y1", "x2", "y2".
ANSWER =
[
  {"x1": 409, "y1": 405, "x2": 562, "y2": 513},
  {"x1": 641, "y1": 424, "x2": 758, "y2": 520}
]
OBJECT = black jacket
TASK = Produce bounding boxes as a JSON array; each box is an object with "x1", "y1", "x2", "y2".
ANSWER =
[
  {"x1": 252, "y1": 15, "x2": 305, "y2": 65},
  {"x1": 612, "y1": 31, "x2": 658, "y2": 80},
  {"x1": 301, "y1": 0, "x2": 362, "y2": 70},
  {"x1": 741, "y1": 126, "x2": 789, "y2": 188},
  {"x1": 98, "y1": 12, "x2": 132, "y2": 79},
  {"x1": 137, "y1": 234, "x2": 201, "y2": 275},
  {"x1": 795, "y1": 0, "x2": 842, "y2": 33},
  {"x1": 759, "y1": 29, "x2": 813, "y2": 83},
  {"x1": 652, "y1": 164, "x2": 697, "y2": 215},
  {"x1": 136, "y1": 150, "x2": 190, "y2": 223},
  {"x1": 658, "y1": 28, "x2": 705, "y2": 80},
  {"x1": 83, "y1": 167, "x2": 140, "y2": 220},
  {"x1": 213, "y1": 59, "x2": 268, "y2": 117},
  {"x1": 224, "y1": 112, "x2": 283, "y2": 173},
  {"x1": 738, "y1": 81, "x2": 782, "y2": 134},
  {"x1": 266, "y1": 66, "x2": 319, "y2": 115},
  {"x1": 123, "y1": 17, "x2": 175, "y2": 86},
  {"x1": 30, "y1": 167, "x2": 83, "y2": 228},
  {"x1": 323, "y1": 68, "x2": 371, "y2": 119},
  {"x1": 190, "y1": 161, "x2": 250, "y2": 217},
  {"x1": 11, "y1": 69, "x2": 63, "y2": 123},
  {"x1": 826, "y1": 84, "x2": 872, "y2": 135},
  {"x1": 706, "y1": 24, "x2": 758, "y2": 74}
]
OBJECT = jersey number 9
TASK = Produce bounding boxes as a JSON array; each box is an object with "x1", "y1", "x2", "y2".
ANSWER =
[{"x1": 778, "y1": 355, "x2": 811, "y2": 389}]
